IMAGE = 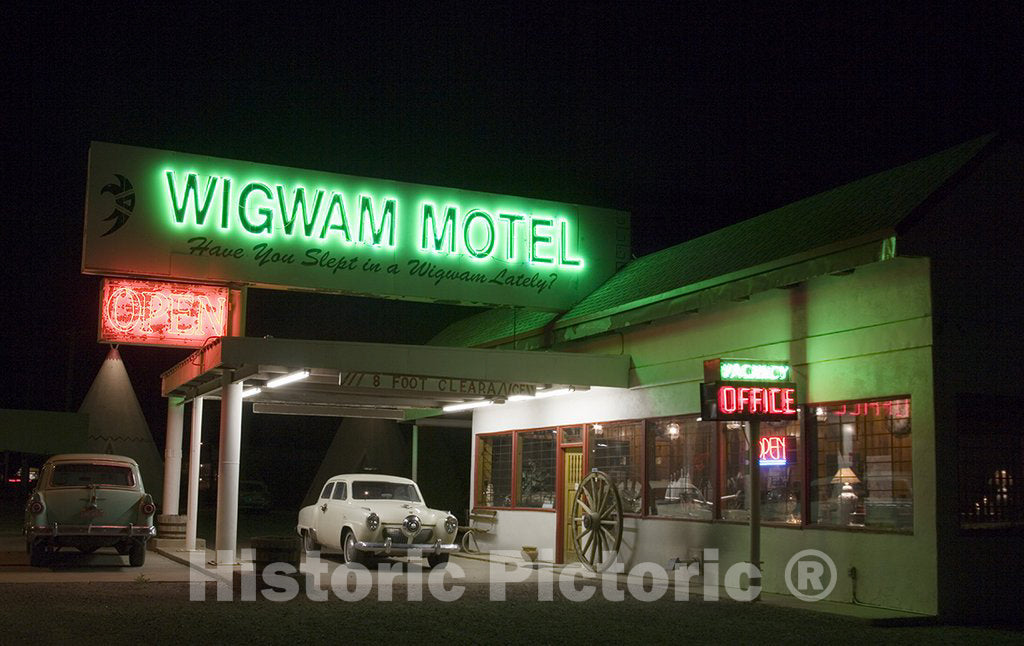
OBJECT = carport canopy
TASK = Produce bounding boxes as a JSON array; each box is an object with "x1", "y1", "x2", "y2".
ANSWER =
[
  {"x1": 158, "y1": 336, "x2": 631, "y2": 563},
  {"x1": 160, "y1": 336, "x2": 632, "y2": 418}
]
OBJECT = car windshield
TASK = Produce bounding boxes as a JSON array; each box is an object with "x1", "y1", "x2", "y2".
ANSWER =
[
  {"x1": 51, "y1": 463, "x2": 134, "y2": 487},
  {"x1": 351, "y1": 481, "x2": 421, "y2": 502}
]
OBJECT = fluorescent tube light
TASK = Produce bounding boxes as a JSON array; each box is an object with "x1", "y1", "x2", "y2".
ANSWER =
[
  {"x1": 507, "y1": 394, "x2": 534, "y2": 402},
  {"x1": 241, "y1": 386, "x2": 262, "y2": 398},
  {"x1": 265, "y1": 369, "x2": 310, "y2": 388},
  {"x1": 535, "y1": 387, "x2": 572, "y2": 399},
  {"x1": 442, "y1": 400, "x2": 494, "y2": 413}
]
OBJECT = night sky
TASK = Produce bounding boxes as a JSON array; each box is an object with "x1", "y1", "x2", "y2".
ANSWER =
[{"x1": 2, "y1": 4, "x2": 1018, "y2": 448}]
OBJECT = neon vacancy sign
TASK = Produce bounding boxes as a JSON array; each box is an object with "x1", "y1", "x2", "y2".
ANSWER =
[
  {"x1": 82, "y1": 142, "x2": 628, "y2": 310},
  {"x1": 98, "y1": 278, "x2": 228, "y2": 348}
]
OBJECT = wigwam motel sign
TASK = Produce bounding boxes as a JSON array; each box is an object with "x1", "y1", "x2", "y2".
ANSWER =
[{"x1": 82, "y1": 142, "x2": 629, "y2": 310}]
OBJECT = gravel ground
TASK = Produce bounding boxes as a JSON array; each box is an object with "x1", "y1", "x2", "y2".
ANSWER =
[{"x1": 2, "y1": 582, "x2": 1021, "y2": 645}]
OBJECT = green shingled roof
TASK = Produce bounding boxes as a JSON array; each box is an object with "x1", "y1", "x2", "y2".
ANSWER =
[
  {"x1": 431, "y1": 134, "x2": 995, "y2": 347},
  {"x1": 562, "y1": 133, "x2": 994, "y2": 323},
  {"x1": 428, "y1": 307, "x2": 557, "y2": 347}
]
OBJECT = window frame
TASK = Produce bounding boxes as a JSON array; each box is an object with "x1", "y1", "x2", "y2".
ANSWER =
[{"x1": 803, "y1": 395, "x2": 914, "y2": 534}]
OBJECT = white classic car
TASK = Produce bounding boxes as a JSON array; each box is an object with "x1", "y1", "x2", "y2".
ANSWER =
[
  {"x1": 24, "y1": 454, "x2": 156, "y2": 567},
  {"x1": 297, "y1": 473, "x2": 458, "y2": 567}
]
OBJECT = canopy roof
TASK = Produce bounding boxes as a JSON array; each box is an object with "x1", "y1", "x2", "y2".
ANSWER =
[{"x1": 161, "y1": 336, "x2": 631, "y2": 420}]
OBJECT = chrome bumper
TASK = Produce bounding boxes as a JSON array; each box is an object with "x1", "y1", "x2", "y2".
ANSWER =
[
  {"x1": 26, "y1": 524, "x2": 156, "y2": 539},
  {"x1": 355, "y1": 537, "x2": 459, "y2": 555}
]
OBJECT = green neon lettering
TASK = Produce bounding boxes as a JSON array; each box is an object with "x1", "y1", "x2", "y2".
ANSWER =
[
  {"x1": 166, "y1": 172, "x2": 218, "y2": 225},
  {"x1": 558, "y1": 219, "x2": 582, "y2": 267},
  {"x1": 359, "y1": 195, "x2": 396, "y2": 246},
  {"x1": 498, "y1": 213, "x2": 524, "y2": 260},
  {"x1": 276, "y1": 186, "x2": 324, "y2": 236},
  {"x1": 530, "y1": 217, "x2": 554, "y2": 264},
  {"x1": 421, "y1": 203, "x2": 456, "y2": 252},
  {"x1": 463, "y1": 209, "x2": 495, "y2": 259},
  {"x1": 720, "y1": 362, "x2": 790, "y2": 381},
  {"x1": 320, "y1": 193, "x2": 352, "y2": 242},
  {"x1": 220, "y1": 178, "x2": 231, "y2": 229},
  {"x1": 237, "y1": 182, "x2": 274, "y2": 234}
]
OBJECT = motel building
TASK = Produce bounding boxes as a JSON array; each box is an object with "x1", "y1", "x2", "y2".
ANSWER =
[{"x1": 81, "y1": 134, "x2": 1021, "y2": 623}]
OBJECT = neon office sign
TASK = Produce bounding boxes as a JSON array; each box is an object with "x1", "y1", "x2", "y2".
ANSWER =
[
  {"x1": 98, "y1": 278, "x2": 229, "y2": 348},
  {"x1": 700, "y1": 358, "x2": 799, "y2": 422},
  {"x1": 82, "y1": 142, "x2": 629, "y2": 310}
]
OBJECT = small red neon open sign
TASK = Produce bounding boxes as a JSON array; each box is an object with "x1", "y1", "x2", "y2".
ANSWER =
[
  {"x1": 758, "y1": 436, "x2": 788, "y2": 466},
  {"x1": 99, "y1": 278, "x2": 228, "y2": 348}
]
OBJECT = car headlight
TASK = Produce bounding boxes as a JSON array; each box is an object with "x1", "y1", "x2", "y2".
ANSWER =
[
  {"x1": 402, "y1": 514, "x2": 421, "y2": 536},
  {"x1": 366, "y1": 512, "x2": 380, "y2": 531},
  {"x1": 444, "y1": 515, "x2": 457, "y2": 535}
]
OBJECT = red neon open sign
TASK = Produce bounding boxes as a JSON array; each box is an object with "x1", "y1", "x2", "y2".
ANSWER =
[
  {"x1": 99, "y1": 278, "x2": 229, "y2": 348},
  {"x1": 758, "y1": 436, "x2": 788, "y2": 466}
]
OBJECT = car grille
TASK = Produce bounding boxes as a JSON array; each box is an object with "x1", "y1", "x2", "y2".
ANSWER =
[{"x1": 383, "y1": 527, "x2": 434, "y2": 543}]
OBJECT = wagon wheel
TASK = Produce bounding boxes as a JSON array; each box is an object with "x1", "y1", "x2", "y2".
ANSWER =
[{"x1": 570, "y1": 470, "x2": 623, "y2": 572}]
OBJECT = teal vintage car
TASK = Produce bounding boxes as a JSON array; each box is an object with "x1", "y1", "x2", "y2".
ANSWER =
[{"x1": 24, "y1": 454, "x2": 156, "y2": 567}]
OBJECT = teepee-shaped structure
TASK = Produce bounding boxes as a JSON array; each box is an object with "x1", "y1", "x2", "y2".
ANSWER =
[
  {"x1": 78, "y1": 347, "x2": 164, "y2": 501},
  {"x1": 302, "y1": 417, "x2": 409, "y2": 506}
]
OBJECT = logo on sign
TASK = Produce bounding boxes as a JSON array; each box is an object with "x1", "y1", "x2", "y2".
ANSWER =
[{"x1": 100, "y1": 173, "x2": 135, "y2": 237}]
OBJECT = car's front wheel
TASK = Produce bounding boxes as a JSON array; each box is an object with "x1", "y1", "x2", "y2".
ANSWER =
[
  {"x1": 341, "y1": 529, "x2": 365, "y2": 566},
  {"x1": 427, "y1": 553, "x2": 450, "y2": 568},
  {"x1": 303, "y1": 530, "x2": 319, "y2": 553},
  {"x1": 28, "y1": 541, "x2": 48, "y2": 567},
  {"x1": 128, "y1": 540, "x2": 146, "y2": 567}
]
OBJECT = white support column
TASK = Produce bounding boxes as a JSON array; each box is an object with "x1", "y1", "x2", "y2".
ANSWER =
[
  {"x1": 185, "y1": 397, "x2": 204, "y2": 551},
  {"x1": 215, "y1": 374, "x2": 243, "y2": 564},
  {"x1": 162, "y1": 396, "x2": 185, "y2": 515}
]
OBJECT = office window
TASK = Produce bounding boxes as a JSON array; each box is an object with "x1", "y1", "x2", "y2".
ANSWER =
[
  {"x1": 720, "y1": 418, "x2": 802, "y2": 523},
  {"x1": 647, "y1": 416, "x2": 714, "y2": 519},
  {"x1": 809, "y1": 397, "x2": 912, "y2": 530},
  {"x1": 590, "y1": 420, "x2": 645, "y2": 513},
  {"x1": 517, "y1": 429, "x2": 556, "y2": 508},
  {"x1": 477, "y1": 434, "x2": 513, "y2": 507}
]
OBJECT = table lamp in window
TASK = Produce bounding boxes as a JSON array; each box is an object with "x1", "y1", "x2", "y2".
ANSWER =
[{"x1": 832, "y1": 467, "x2": 860, "y2": 525}]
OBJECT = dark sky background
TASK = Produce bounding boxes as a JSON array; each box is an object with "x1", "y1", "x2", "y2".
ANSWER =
[{"x1": 1, "y1": 4, "x2": 1019, "y2": 451}]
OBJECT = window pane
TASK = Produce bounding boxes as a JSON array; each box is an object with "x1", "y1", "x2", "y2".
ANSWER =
[
  {"x1": 332, "y1": 482, "x2": 347, "y2": 500},
  {"x1": 477, "y1": 435, "x2": 513, "y2": 507},
  {"x1": 320, "y1": 482, "x2": 334, "y2": 499},
  {"x1": 809, "y1": 398, "x2": 912, "y2": 530},
  {"x1": 647, "y1": 417, "x2": 714, "y2": 519},
  {"x1": 51, "y1": 464, "x2": 134, "y2": 487},
  {"x1": 957, "y1": 395, "x2": 1024, "y2": 528},
  {"x1": 720, "y1": 419, "x2": 802, "y2": 522},
  {"x1": 517, "y1": 429, "x2": 556, "y2": 508},
  {"x1": 561, "y1": 425, "x2": 583, "y2": 444},
  {"x1": 590, "y1": 420, "x2": 644, "y2": 513}
]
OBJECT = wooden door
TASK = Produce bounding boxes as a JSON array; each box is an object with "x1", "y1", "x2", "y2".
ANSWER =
[{"x1": 561, "y1": 448, "x2": 583, "y2": 563}]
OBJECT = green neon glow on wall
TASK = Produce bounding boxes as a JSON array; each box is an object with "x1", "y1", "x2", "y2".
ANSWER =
[
  {"x1": 719, "y1": 361, "x2": 791, "y2": 381},
  {"x1": 162, "y1": 170, "x2": 587, "y2": 268}
]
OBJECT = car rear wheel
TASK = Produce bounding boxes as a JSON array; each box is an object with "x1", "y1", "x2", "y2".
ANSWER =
[
  {"x1": 427, "y1": 553, "x2": 449, "y2": 568},
  {"x1": 128, "y1": 541, "x2": 146, "y2": 567},
  {"x1": 341, "y1": 530, "x2": 364, "y2": 565}
]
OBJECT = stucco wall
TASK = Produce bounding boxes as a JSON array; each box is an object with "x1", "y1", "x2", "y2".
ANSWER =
[{"x1": 470, "y1": 256, "x2": 938, "y2": 614}]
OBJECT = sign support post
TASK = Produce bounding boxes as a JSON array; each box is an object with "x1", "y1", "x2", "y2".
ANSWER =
[{"x1": 748, "y1": 419, "x2": 761, "y2": 601}]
